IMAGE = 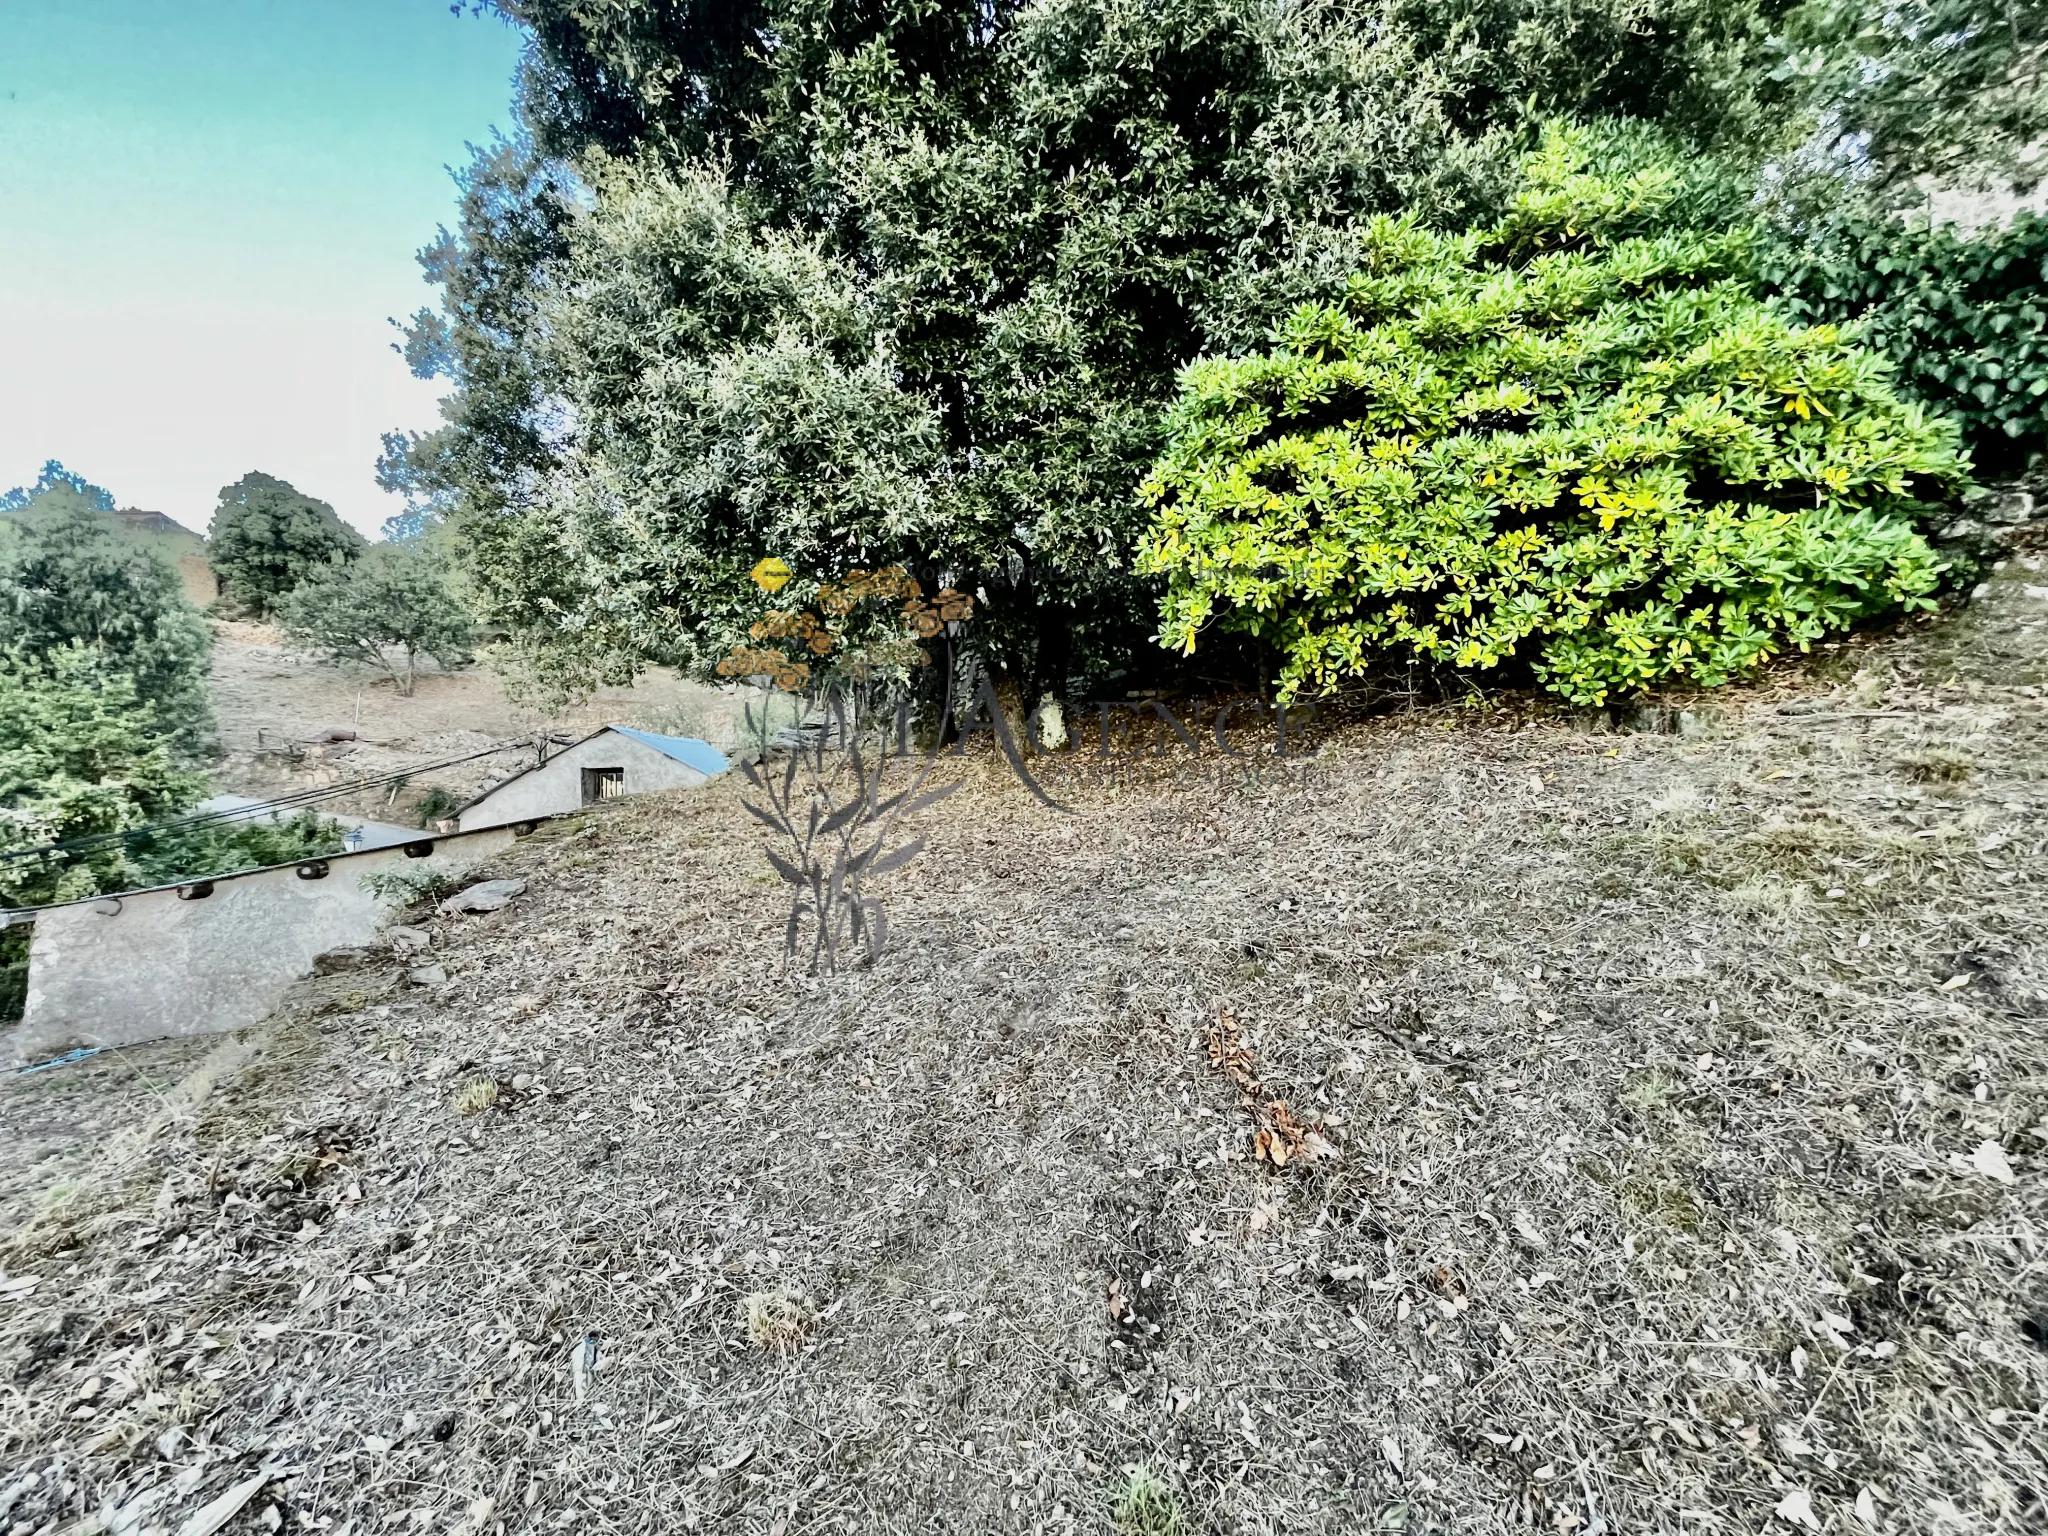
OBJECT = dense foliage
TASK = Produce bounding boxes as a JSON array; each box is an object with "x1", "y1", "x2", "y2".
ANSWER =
[
  {"x1": 0, "y1": 648, "x2": 338, "y2": 913},
  {"x1": 1137, "y1": 134, "x2": 1968, "y2": 705},
  {"x1": 391, "y1": 0, "x2": 1819, "y2": 702},
  {"x1": 0, "y1": 649, "x2": 200, "y2": 908},
  {"x1": 0, "y1": 494, "x2": 213, "y2": 753},
  {"x1": 1773, "y1": 0, "x2": 2048, "y2": 193},
  {"x1": 0, "y1": 476, "x2": 344, "y2": 973},
  {"x1": 1762, "y1": 211, "x2": 2048, "y2": 471},
  {"x1": 1, "y1": 460, "x2": 116, "y2": 515},
  {"x1": 207, "y1": 471, "x2": 365, "y2": 614},
  {"x1": 384, "y1": 0, "x2": 2045, "y2": 703},
  {"x1": 275, "y1": 544, "x2": 474, "y2": 696}
]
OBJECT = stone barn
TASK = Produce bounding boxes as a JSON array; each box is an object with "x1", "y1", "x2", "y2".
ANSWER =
[{"x1": 455, "y1": 726, "x2": 728, "y2": 832}]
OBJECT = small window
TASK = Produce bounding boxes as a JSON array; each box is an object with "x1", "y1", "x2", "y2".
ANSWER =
[
  {"x1": 1, "y1": 920, "x2": 33, "y2": 1025},
  {"x1": 581, "y1": 766, "x2": 626, "y2": 805}
]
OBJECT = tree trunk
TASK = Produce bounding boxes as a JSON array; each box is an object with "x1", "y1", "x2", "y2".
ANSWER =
[{"x1": 1029, "y1": 607, "x2": 1072, "y2": 717}]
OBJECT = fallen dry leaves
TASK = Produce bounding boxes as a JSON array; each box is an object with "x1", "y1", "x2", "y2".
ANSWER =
[
  {"x1": 1206, "y1": 1006, "x2": 1337, "y2": 1169},
  {"x1": 1254, "y1": 1101, "x2": 1337, "y2": 1169},
  {"x1": 1105, "y1": 1276, "x2": 1136, "y2": 1325},
  {"x1": 1205, "y1": 1007, "x2": 1260, "y2": 1097}
]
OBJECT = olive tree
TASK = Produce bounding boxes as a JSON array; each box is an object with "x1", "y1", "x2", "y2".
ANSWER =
[{"x1": 275, "y1": 544, "x2": 475, "y2": 696}]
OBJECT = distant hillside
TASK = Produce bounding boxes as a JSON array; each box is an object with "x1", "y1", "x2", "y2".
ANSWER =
[
  {"x1": 107, "y1": 506, "x2": 201, "y2": 541},
  {"x1": 2, "y1": 462, "x2": 219, "y2": 607},
  {"x1": 99, "y1": 507, "x2": 217, "y2": 606},
  {"x1": 11, "y1": 503, "x2": 221, "y2": 608}
]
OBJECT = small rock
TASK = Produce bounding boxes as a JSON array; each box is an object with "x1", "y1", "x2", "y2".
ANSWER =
[
  {"x1": 439, "y1": 879, "x2": 528, "y2": 915},
  {"x1": 387, "y1": 925, "x2": 431, "y2": 953},
  {"x1": 1987, "y1": 489, "x2": 2035, "y2": 525},
  {"x1": 312, "y1": 947, "x2": 372, "y2": 975},
  {"x1": 408, "y1": 963, "x2": 449, "y2": 987}
]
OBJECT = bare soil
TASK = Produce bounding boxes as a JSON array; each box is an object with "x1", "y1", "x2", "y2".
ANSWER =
[
  {"x1": 3, "y1": 558, "x2": 2045, "y2": 1535},
  {"x1": 205, "y1": 623, "x2": 740, "y2": 824}
]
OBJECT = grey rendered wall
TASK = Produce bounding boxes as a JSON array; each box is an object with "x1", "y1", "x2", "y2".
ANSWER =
[
  {"x1": 457, "y1": 733, "x2": 709, "y2": 832},
  {"x1": 8, "y1": 825, "x2": 517, "y2": 1062}
]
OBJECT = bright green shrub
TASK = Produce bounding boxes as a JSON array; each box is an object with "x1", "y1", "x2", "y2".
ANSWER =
[
  {"x1": 1137, "y1": 135, "x2": 1970, "y2": 706},
  {"x1": 1761, "y1": 212, "x2": 2048, "y2": 472},
  {"x1": 0, "y1": 648, "x2": 202, "y2": 908},
  {"x1": 0, "y1": 647, "x2": 344, "y2": 917}
]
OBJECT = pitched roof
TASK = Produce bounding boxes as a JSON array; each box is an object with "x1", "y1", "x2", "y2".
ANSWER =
[
  {"x1": 606, "y1": 726, "x2": 729, "y2": 778},
  {"x1": 456, "y1": 727, "x2": 729, "y2": 819}
]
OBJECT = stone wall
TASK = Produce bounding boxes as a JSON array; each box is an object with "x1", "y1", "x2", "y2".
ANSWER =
[{"x1": 5, "y1": 825, "x2": 521, "y2": 1063}]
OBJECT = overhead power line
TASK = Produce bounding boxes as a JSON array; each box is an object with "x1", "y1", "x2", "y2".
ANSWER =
[{"x1": 0, "y1": 740, "x2": 532, "y2": 868}]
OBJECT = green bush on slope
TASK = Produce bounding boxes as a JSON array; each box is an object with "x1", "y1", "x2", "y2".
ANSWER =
[
  {"x1": 1761, "y1": 211, "x2": 2048, "y2": 473},
  {"x1": 1137, "y1": 130, "x2": 1970, "y2": 706}
]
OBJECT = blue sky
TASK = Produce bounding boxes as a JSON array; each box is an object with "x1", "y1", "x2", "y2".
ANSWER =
[{"x1": 0, "y1": 1, "x2": 526, "y2": 535}]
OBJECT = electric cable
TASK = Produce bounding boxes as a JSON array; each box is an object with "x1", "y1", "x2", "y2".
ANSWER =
[{"x1": 0, "y1": 739, "x2": 536, "y2": 867}]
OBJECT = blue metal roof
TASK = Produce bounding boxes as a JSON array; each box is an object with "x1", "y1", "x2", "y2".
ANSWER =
[{"x1": 608, "y1": 726, "x2": 729, "y2": 778}]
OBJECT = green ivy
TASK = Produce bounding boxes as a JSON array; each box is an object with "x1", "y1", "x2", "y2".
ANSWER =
[
  {"x1": 1137, "y1": 130, "x2": 1969, "y2": 707},
  {"x1": 1761, "y1": 212, "x2": 2048, "y2": 471}
]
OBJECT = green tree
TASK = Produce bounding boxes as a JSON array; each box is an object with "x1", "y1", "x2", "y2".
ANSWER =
[
  {"x1": 0, "y1": 647, "x2": 202, "y2": 909},
  {"x1": 1773, "y1": 0, "x2": 2048, "y2": 196},
  {"x1": 0, "y1": 495, "x2": 214, "y2": 754},
  {"x1": 0, "y1": 647, "x2": 341, "y2": 1019},
  {"x1": 0, "y1": 648, "x2": 341, "y2": 912},
  {"x1": 1760, "y1": 210, "x2": 2048, "y2": 472},
  {"x1": 207, "y1": 471, "x2": 365, "y2": 614},
  {"x1": 1137, "y1": 129, "x2": 1968, "y2": 706},
  {"x1": 394, "y1": 0, "x2": 1800, "y2": 702},
  {"x1": 275, "y1": 544, "x2": 475, "y2": 696},
  {"x1": 1, "y1": 459, "x2": 116, "y2": 515}
]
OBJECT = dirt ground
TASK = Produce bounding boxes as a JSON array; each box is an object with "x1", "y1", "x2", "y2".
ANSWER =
[
  {"x1": 2, "y1": 555, "x2": 2045, "y2": 1535},
  {"x1": 205, "y1": 623, "x2": 741, "y2": 824}
]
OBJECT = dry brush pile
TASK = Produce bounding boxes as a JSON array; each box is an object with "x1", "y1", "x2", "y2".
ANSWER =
[{"x1": 2, "y1": 557, "x2": 2046, "y2": 1535}]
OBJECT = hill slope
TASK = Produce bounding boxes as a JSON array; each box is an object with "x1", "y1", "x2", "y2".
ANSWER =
[
  {"x1": 2, "y1": 555, "x2": 2044, "y2": 1534},
  {"x1": 0, "y1": 495, "x2": 218, "y2": 607},
  {"x1": 202, "y1": 620, "x2": 742, "y2": 826}
]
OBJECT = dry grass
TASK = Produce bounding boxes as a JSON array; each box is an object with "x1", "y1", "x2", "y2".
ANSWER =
[
  {"x1": 1110, "y1": 1465, "x2": 1185, "y2": 1535},
  {"x1": 203, "y1": 620, "x2": 737, "y2": 822},
  {"x1": 1, "y1": 554, "x2": 2045, "y2": 1534},
  {"x1": 450, "y1": 1077, "x2": 501, "y2": 1118},
  {"x1": 742, "y1": 1285, "x2": 819, "y2": 1355}
]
